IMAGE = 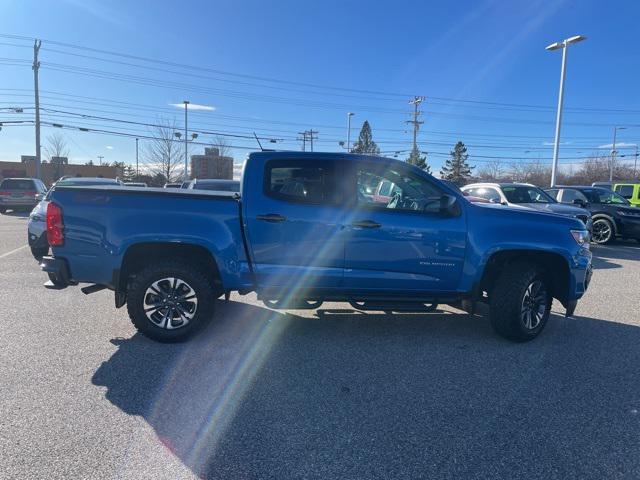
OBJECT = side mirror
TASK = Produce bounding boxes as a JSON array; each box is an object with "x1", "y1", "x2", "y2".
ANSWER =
[
  {"x1": 572, "y1": 199, "x2": 587, "y2": 208},
  {"x1": 439, "y1": 194, "x2": 460, "y2": 217}
]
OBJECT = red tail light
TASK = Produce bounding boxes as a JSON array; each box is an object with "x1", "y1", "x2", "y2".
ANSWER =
[
  {"x1": 0, "y1": 191, "x2": 9, "y2": 196},
  {"x1": 24, "y1": 191, "x2": 36, "y2": 196},
  {"x1": 46, "y1": 202, "x2": 64, "y2": 246}
]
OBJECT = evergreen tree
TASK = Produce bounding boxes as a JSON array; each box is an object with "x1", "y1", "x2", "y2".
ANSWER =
[
  {"x1": 406, "y1": 145, "x2": 431, "y2": 174},
  {"x1": 440, "y1": 141, "x2": 474, "y2": 186},
  {"x1": 351, "y1": 120, "x2": 380, "y2": 155}
]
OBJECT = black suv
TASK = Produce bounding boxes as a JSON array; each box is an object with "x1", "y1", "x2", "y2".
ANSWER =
[{"x1": 545, "y1": 186, "x2": 640, "y2": 244}]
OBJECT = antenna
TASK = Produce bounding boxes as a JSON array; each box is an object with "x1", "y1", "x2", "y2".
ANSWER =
[{"x1": 253, "y1": 132, "x2": 264, "y2": 151}]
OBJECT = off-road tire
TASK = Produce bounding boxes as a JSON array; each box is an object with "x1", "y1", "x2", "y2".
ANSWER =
[
  {"x1": 126, "y1": 261, "x2": 216, "y2": 343},
  {"x1": 489, "y1": 262, "x2": 551, "y2": 342}
]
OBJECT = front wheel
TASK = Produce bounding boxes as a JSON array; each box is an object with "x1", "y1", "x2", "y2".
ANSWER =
[
  {"x1": 126, "y1": 261, "x2": 216, "y2": 343},
  {"x1": 489, "y1": 263, "x2": 551, "y2": 342},
  {"x1": 591, "y1": 218, "x2": 614, "y2": 244}
]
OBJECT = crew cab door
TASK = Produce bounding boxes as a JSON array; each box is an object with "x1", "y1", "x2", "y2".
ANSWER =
[
  {"x1": 344, "y1": 161, "x2": 467, "y2": 293},
  {"x1": 243, "y1": 158, "x2": 349, "y2": 291}
]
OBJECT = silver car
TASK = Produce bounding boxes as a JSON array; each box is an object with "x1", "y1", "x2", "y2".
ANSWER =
[
  {"x1": 28, "y1": 177, "x2": 122, "y2": 259},
  {"x1": 0, "y1": 178, "x2": 47, "y2": 213}
]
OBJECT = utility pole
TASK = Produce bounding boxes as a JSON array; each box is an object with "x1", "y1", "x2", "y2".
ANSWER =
[
  {"x1": 307, "y1": 129, "x2": 318, "y2": 152},
  {"x1": 33, "y1": 39, "x2": 42, "y2": 180},
  {"x1": 183, "y1": 100, "x2": 189, "y2": 181},
  {"x1": 406, "y1": 96, "x2": 425, "y2": 153},
  {"x1": 634, "y1": 144, "x2": 638, "y2": 180},
  {"x1": 135, "y1": 137, "x2": 139, "y2": 180},
  {"x1": 97, "y1": 155, "x2": 104, "y2": 166},
  {"x1": 298, "y1": 131, "x2": 307, "y2": 151},
  {"x1": 610, "y1": 126, "x2": 626, "y2": 182}
]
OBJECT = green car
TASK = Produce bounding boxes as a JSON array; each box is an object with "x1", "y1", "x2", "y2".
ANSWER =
[{"x1": 613, "y1": 183, "x2": 640, "y2": 207}]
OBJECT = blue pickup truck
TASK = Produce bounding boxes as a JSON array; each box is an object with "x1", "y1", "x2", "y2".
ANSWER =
[{"x1": 41, "y1": 152, "x2": 592, "y2": 343}]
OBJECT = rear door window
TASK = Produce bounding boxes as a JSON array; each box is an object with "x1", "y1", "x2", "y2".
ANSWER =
[
  {"x1": 614, "y1": 185, "x2": 634, "y2": 199},
  {"x1": 265, "y1": 160, "x2": 344, "y2": 205},
  {"x1": 560, "y1": 189, "x2": 588, "y2": 204}
]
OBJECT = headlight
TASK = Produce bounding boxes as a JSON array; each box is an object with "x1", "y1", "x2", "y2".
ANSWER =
[
  {"x1": 617, "y1": 209, "x2": 640, "y2": 217},
  {"x1": 571, "y1": 229, "x2": 589, "y2": 247}
]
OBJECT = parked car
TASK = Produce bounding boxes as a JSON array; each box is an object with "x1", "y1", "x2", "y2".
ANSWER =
[
  {"x1": 461, "y1": 182, "x2": 592, "y2": 231},
  {"x1": 187, "y1": 179, "x2": 240, "y2": 192},
  {"x1": 592, "y1": 181, "x2": 613, "y2": 190},
  {"x1": 164, "y1": 182, "x2": 182, "y2": 188},
  {"x1": 545, "y1": 186, "x2": 640, "y2": 244},
  {"x1": 0, "y1": 177, "x2": 47, "y2": 213},
  {"x1": 613, "y1": 183, "x2": 640, "y2": 207},
  {"x1": 440, "y1": 180, "x2": 490, "y2": 203},
  {"x1": 28, "y1": 176, "x2": 123, "y2": 259},
  {"x1": 40, "y1": 152, "x2": 592, "y2": 344},
  {"x1": 124, "y1": 182, "x2": 148, "y2": 187}
]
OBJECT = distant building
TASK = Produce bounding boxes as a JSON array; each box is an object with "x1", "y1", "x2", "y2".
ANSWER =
[
  {"x1": 190, "y1": 147, "x2": 233, "y2": 180},
  {"x1": 0, "y1": 157, "x2": 121, "y2": 186}
]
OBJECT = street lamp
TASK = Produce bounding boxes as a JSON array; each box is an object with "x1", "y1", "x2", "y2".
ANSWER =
[
  {"x1": 183, "y1": 100, "x2": 190, "y2": 181},
  {"x1": 546, "y1": 34, "x2": 586, "y2": 187},
  {"x1": 610, "y1": 126, "x2": 626, "y2": 182},
  {"x1": 346, "y1": 112, "x2": 355, "y2": 152}
]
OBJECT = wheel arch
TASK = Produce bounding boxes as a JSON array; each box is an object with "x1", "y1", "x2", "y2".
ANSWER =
[
  {"x1": 478, "y1": 249, "x2": 571, "y2": 304},
  {"x1": 115, "y1": 242, "x2": 223, "y2": 306}
]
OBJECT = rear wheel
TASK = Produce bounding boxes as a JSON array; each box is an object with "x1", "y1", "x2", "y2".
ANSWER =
[
  {"x1": 591, "y1": 218, "x2": 614, "y2": 244},
  {"x1": 489, "y1": 263, "x2": 551, "y2": 342},
  {"x1": 126, "y1": 261, "x2": 216, "y2": 343}
]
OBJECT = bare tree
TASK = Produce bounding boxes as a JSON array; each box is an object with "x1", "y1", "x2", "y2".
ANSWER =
[
  {"x1": 44, "y1": 132, "x2": 70, "y2": 161},
  {"x1": 477, "y1": 159, "x2": 503, "y2": 181},
  {"x1": 211, "y1": 135, "x2": 232, "y2": 158},
  {"x1": 143, "y1": 119, "x2": 183, "y2": 182}
]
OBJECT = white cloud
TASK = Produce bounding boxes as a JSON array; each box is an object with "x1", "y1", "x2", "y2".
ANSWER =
[
  {"x1": 169, "y1": 102, "x2": 215, "y2": 111},
  {"x1": 106, "y1": 145, "x2": 114, "y2": 150},
  {"x1": 597, "y1": 142, "x2": 637, "y2": 149}
]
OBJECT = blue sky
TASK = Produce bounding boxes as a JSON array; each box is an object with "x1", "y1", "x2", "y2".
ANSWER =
[{"x1": 0, "y1": 0, "x2": 639, "y2": 174}]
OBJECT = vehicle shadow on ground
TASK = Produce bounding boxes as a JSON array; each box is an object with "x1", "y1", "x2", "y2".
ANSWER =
[
  {"x1": 0, "y1": 210, "x2": 29, "y2": 218},
  {"x1": 93, "y1": 300, "x2": 640, "y2": 479},
  {"x1": 591, "y1": 242, "x2": 640, "y2": 269}
]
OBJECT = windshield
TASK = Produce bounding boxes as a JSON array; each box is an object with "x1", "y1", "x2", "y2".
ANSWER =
[
  {"x1": 56, "y1": 180, "x2": 119, "y2": 187},
  {"x1": 502, "y1": 186, "x2": 555, "y2": 204}
]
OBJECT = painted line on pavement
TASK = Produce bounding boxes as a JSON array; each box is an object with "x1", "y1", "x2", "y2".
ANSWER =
[{"x1": 0, "y1": 244, "x2": 28, "y2": 259}]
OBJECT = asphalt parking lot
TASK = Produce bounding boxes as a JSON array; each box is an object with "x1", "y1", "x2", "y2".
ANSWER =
[{"x1": 1, "y1": 211, "x2": 640, "y2": 480}]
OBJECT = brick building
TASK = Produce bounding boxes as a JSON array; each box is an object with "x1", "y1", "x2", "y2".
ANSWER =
[
  {"x1": 0, "y1": 157, "x2": 121, "y2": 186},
  {"x1": 190, "y1": 148, "x2": 233, "y2": 180}
]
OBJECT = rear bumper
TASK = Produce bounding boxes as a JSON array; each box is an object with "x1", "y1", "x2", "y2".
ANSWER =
[
  {"x1": 0, "y1": 198, "x2": 37, "y2": 208},
  {"x1": 28, "y1": 231, "x2": 48, "y2": 249},
  {"x1": 40, "y1": 256, "x2": 71, "y2": 288}
]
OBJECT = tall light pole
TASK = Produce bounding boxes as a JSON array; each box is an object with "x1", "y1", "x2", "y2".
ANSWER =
[
  {"x1": 609, "y1": 126, "x2": 626, "y2": 182},
  {"x1": 546, "y1": 35, "x2": 586, "y2": 187},
  {"x1": 183, "y1": 100, "x2": 189, "y2": 181},
  {"x1": 135, "y1": 137, "x2": 139, "y2": 181},
  {"x1": 634, "y1": 144, "x2": 638, "y2": 180},
  {"x1": 346, "y1": 112, "x2": 354, "y2": 152}
]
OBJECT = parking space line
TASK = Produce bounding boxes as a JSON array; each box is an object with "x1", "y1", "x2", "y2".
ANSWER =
[{"x1": 0, "y1": 245, "x2": 27, "y2": 259}]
